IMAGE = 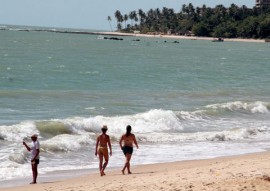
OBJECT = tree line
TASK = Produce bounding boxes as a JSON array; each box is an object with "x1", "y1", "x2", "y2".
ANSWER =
[{"x1": 108, "y1": 3, "x2": 270, "y2": 39}]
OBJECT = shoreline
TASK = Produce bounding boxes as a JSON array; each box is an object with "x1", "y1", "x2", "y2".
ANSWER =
[
  {"x1": 95, "y1": 31, "x2": 266, "y2": 43},
  {"x1": 0, "y1": 168, "x2": 96, "y2": 189},
  {"x1": 2, "y1": 151, "x2": 270, "y2": 191},
  {"x1": 1, "y1": 27, "x2": 266, "y2": 43}
]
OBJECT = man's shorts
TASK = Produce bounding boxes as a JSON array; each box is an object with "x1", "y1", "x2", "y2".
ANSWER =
[
  {"x1": 32, "y1": 159, "x2": 39, "y2": 165},
  {"x1": 98, "y1": 146, "x2": 109, "y2": 160}
]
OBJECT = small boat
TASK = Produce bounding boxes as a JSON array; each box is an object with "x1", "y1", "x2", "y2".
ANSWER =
[{"x1": 212, "y1": 37, "x2": 224, "y2": 42}]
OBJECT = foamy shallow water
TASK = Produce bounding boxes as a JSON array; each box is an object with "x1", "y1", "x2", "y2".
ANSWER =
[
  {"x1": 0, "y1": 139, "x2": 269, "y2": 185},
  {"x1": 0, "y1": 104, "x2": 270, "y2": 183}
]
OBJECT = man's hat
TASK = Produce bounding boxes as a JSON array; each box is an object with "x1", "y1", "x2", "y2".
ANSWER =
[
  {"x1": 31, "y1": 134, "x2": 38, "y2": 138},
  {"x1": 101, "y1": 125, "x2": 108, "y2": 130}
]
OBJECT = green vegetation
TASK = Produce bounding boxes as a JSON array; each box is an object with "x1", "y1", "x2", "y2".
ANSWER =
[{"x1": 111, "y1": 3, "x2": 270, "y2": 39}]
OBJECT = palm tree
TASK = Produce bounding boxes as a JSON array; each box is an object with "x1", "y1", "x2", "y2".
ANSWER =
[
  {"x1": 146, "y1": 9, "x2": 155, "y2": 30},
  {"x1": 129, "y1": 11, "x2": 137, "y2": 26},
  {"x1": 107, "y1": 16, "x2": 113, "y2": 32},
  {"x1": 115, "y1": 10, "x2": 123, "y2": 30},
  {"x1": 214, "y1": 4, "x2": 226, "y2": 22},
  {"x1": 155, "y1": 8, "x2": 161, "y2": 20},
  {"x1": 134, "y1": 11, "x2": 138, "y2": 24},
  {"x1": 182, "y1": 4, "x2": 187, "y2": 14},
  {"x1": 188, "y1": 3, "x2": 195, "y2": 16},
  {"x1": 117, "y1": 23, "x2": 122, "y2": 31},
  {"x1": 124, "y1": 14, "x2": 129, "y2": 29},
  {"x1": 138, "y1": 9, "x2": 145, "y2": 23},
  {"x1": 200, "y1": 4, "x2": 207, "y2": 20},
  {"x1": 229, "y1": 4, "x2": 240, "y2": 21}
]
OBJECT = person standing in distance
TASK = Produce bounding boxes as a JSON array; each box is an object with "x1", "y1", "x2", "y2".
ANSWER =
[
  {"x1": 23, "y1": 134, "x2": 40, "y2": 184},
  {"x1": 119, "y1": 125, "x2": 139, "y2": 175},
  {"x1": 95, "y1": 125, "x2": 112, "y2": 176}
]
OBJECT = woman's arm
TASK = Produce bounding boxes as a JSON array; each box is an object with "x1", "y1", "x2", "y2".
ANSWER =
[
  {"x1": 95, "y1": 136, "x2": 99, "y2": 156},
  {"x1": 119, "y1": 135, "x2": 124, "y2": 150},
  {"x1": 108, "y1": 136, "x2": 112, "y2": 156},
  {"x1": 133, "y1": 135, "x2": 139, "y2": 149}
]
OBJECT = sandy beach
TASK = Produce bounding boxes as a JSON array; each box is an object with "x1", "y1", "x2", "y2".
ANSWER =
[
  {"x1": 95, "y1": 31, "x2": 266, "y2": 43},
  {"x1": 2, "y1": 151, "x2": 270, "y2": 191}
]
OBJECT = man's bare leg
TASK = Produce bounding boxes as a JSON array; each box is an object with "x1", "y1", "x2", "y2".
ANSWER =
[
  {"x1": 101, "y1": 160, "x2": 108, "y2": 176},
  {"x1": 31, "y1": 164, "x2": 38, "y2": 184},
  {"x1": 102, "y1": 164, "x2": 107, "y2": 175},
  {"x1": 98, "y1": 153, "x2": 104, "y2": 176},
  {"x1": 101, "y1": 153, "x2": 109, "y2": 176}
]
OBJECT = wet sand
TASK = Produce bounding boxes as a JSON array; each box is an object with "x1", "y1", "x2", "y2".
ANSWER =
[
  {"x1": 1, "y1": 151, "x2": 270, "y2": 191},
  {"x1": 95, "y1": 31, "x2": 266, "y2": 43}
]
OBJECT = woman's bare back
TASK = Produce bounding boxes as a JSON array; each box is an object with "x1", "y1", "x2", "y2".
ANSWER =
[{"x1": 121, "y1": 134, "x2": 138, "y2": 148}]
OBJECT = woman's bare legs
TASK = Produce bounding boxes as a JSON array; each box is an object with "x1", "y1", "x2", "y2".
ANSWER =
[{"x1": 122, "y1": 153, "x2": 132, "y2": 174}]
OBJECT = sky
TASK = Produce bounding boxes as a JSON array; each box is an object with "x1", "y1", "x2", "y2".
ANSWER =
[{"x1": 0, "y1": 0, "x2": 255, "y2": 31}]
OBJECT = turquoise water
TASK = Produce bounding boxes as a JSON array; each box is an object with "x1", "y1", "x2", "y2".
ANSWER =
[
  {"x1": 0, "y1": 27, "x2": 270, "y2": 183},
  {"x1": 1, "y1": 29, "x2": 269, "y2": 122}
]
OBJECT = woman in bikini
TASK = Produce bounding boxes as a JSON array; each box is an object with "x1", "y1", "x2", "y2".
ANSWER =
[
  {"x1": 119, "y1": 125, "x2": 139, "y2": 175},
  {"x1": 95, "y1": 125, "x2": 112, "y2": 176}
]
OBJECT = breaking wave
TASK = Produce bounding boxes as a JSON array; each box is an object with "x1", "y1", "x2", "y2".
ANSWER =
[
  {"x1": 0, "y1": 101, "x2": 269, "y2": 147},
  {"x1": 205, "y1": 101, "x2": 269, "y2": 114}
]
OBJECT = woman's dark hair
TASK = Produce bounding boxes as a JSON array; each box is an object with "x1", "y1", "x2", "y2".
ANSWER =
[{"x1": 126, "y1": 125, "x2": 132, "y2": 137}]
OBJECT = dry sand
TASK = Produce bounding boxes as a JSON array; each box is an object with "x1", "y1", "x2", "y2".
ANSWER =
[
  {"x1": 95, "y1": 32, "x2": 266, "y2": 43},
  {"x1": 2, "y1": 151, "x2": 270, "y2": 191}
]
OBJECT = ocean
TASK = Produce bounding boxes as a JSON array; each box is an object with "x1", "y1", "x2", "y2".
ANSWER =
[{"x1": 0, "y1": 25, "x2": 270, "y2": 185}]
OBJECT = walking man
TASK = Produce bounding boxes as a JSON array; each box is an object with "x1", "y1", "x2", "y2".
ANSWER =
[{"x1": 95, "y1": 125, "x2": 112, "y2": 176}]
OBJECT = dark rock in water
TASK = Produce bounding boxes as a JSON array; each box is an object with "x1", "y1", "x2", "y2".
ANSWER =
[
  {"x1": 164, "y1": 40, "x2": 180, "y2": 43},
  {"x1": 104, "y1": 37, "x2": 123, "y2": 41},
  {"x1": 132, "y1": 39, "x2": 140, "y2": 42},
  {"x1": 8, "y1": 77, "x2": 14, "y2": 82}
]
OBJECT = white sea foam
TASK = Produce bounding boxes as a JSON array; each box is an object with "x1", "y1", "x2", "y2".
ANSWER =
[
  {"x1": 0, "y1": 121, "x2": 37, "y2": 142},
  {"x1": 41, "y1": 133, "x2": 95, "y2": 152},
  {"x1": 206, "y1": 101, "x2": 269, "y2": 114},
  {"x1": 59, "y1": 109, "x2": 184, "y2": 136},
  {"x1": 250, "y1": 102, "x2": 269, "y2": 113},
  {"x1": 1, "y1": 106, "x2": 269, "y2": 146}
]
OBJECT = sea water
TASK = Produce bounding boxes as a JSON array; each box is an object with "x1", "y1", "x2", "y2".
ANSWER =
[{"x1": 0, "y1": 26, "x2": 270, "y2": 185}]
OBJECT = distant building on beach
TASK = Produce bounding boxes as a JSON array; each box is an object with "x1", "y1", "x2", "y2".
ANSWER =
[
  {"x1": 133, "y1": 30, "x2": 140, "y2": 34},
  {"x1": 256, "y1": 0, "x2": 270, "y2": 7}
]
